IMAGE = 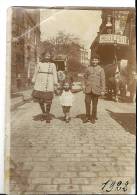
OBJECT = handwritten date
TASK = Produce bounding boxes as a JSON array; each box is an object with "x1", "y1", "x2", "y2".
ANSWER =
[{"x1": 101, "y1": 179, "x2": 129, "y2": 192}]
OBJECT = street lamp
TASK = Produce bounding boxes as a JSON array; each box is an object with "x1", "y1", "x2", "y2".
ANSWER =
[
  {"x1": 114, "y1": 39, "x2": 118, "y2": 65},
  {"x1": 114, "y1": 38, "x2": 120, "y2": 102},
  {"x1": 106, "y1": 15, "x2": 112, "y2": 34},
  {"x1": 106, "y1": 15, "x2": 112, "y2": 27}
]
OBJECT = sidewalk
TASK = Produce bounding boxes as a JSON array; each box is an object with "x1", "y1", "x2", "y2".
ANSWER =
[
  {"x1": 10, "y1": 92, "x2": 135, "y2": 194},
  {"x1": 11, "y1": 88, "x2": 33, "y2": 111}
]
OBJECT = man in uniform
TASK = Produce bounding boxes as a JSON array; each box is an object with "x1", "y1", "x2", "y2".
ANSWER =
[{"x1": 83, "y1": 55, "x2": 106, "y2": 124}]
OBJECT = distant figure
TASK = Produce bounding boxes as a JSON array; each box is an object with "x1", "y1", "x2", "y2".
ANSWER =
[
  {"x1": 128, "y1": 71, "x2": 136, "y2": 103},
  {"x1": 32, "y1": 53, "x2": 58, "y2": 123},
  {"x1": 57, "y1": 70, "x2": 66, "y2": 92},
  {"x1": 83, "y1": 55, "x2": 106, "y2": 124},
  {"x1": 58, "y1": 70, "x2": 66, "y2": 82},
  {"x1": 16, "y1": 73, "x2": 21, "y2": 90},
  {"x1": 27, "y1": 63, "x2": 31, "y2": 87}
]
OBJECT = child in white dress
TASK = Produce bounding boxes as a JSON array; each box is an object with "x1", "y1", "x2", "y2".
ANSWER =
[{"x1": 60, "y1": 82, "x2": 74, "y2": 123}]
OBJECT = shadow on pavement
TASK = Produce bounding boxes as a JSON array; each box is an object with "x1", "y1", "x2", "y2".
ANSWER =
[
  {"x1": 106, "y1": 109, "x2": 136, "y2": 135},
  {"x1": 56, "y1": 116, "x2": 65, "y2": 121},
  {"x1": 33, "y1": 113, "x2": 55, "y2": 121},
  {"x1": 103, "y1": 95, "x2": 133, "y2": 103},
  {"x1": 76, "y1": 114, "x2": 86, "y2": 122},
  {"x1": 57, "y1": 116, "x2": 77, "y2": 121}
]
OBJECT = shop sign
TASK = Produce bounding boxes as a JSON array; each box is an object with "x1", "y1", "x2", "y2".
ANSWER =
[{"x1": 99, "y1": 34, "x2": 129, "y2": 45}]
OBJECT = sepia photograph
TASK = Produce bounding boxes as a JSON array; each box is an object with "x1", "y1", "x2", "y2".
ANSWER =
[{"x1": 5, "y1": 6, "x2": 136, "y2": 194}]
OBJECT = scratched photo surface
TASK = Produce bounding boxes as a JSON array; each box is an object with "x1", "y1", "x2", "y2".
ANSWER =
[{"x1": 5, "y1": 7, "x2": 136, "y2": 195}]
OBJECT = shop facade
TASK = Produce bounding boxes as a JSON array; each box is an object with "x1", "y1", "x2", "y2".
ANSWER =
[{"x1": 90, "y1": 9, "x2": 136, "y2": 97}]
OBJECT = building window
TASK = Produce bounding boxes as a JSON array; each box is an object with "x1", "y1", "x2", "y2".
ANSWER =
[
  {"x1": 34, "y1": 33, "x2": 37, "y2": 45},
  {"x1": 27, "y1": 26, "x2": 31, "y2": 39}
]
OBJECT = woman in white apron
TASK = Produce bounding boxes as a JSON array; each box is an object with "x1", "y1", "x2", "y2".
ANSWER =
[{"x1": 32, "y1": 53, "x2": 58, "y2": 123}]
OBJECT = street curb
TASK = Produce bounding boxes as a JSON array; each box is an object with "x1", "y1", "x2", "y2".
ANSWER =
[{"x1": 11, "y1": 96, "x2": 32, "y2": 111}]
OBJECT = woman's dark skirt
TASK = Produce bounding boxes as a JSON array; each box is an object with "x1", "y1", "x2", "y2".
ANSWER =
[{"x1": 32, "y1": 90, "x2": 53, "y2": 104}]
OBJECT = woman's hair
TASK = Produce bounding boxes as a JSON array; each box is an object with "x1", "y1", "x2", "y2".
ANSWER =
[
  {"x1": 39, "y1": 53, "x2": 45, "y2": 62},
  {"x1": 39, "y1": 52, "x2": 53, "y2": 62}
]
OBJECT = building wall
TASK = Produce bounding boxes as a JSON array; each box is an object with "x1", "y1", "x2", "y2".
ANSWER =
[
  {"x1": 80, "y1": 48, "x2": 89, "y2": 66},
  {"x1": 11, "y1": 8, "x2": 40, "y2": 93},
  {"x1": 124, "y1": 10, "x2": 136, "y2": 71},
  {"x1": 99, "y1": 10, "x2": 129, "y2": 35},
  {"x1": 90, "y1": 9, "x2": 135, "y2": 64},
  {"x1": 11, "y1": 8, "x2": 24, "y2": 92}
]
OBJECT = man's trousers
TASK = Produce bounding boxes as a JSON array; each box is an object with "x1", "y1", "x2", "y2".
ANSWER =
[{"x1": 85, "y1": 91, "x2": 99, "y2": 119}]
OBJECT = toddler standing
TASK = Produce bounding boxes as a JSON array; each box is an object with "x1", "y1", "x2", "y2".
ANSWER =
[{"x1": 60, "y1": 81, "x2": 74, "y2": 123}]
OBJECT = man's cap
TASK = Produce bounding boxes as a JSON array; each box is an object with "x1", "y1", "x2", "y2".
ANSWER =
[{"x1": 91, "y1": 54, "x2": 100, "y2": 60}]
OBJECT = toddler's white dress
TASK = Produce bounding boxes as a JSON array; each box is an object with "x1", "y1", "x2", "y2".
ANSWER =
[{"x1": 60, "y1": 90, "x2": 74, "y2": 106}]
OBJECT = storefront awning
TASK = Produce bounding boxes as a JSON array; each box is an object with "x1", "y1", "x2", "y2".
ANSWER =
[{"x1": 90, "y1": 34, "x2": 131, "y2": 65}]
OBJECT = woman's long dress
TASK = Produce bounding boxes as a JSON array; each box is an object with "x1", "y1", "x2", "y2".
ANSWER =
[{"x1": 32, "y1": 62, "x2": 58, "y2": 103}]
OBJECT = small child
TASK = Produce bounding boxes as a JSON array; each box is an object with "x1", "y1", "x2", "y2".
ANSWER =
[{"x1": 60, "y1": 82, "x2": 74, "y2": 123}]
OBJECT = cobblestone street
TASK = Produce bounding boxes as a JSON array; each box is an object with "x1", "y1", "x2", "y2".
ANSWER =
[{"x1": 10, "y1": 92, "x2": 136, "y2": 195}]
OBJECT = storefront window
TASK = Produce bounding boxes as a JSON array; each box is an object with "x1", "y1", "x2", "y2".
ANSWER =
[{"x1": 114, "y1": 11, "x2": 129, "y2": 35}]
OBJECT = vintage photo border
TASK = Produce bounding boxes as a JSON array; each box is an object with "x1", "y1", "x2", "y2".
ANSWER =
[{"x1": 0, "y1": 0, "x2": 136, "y2": 194}]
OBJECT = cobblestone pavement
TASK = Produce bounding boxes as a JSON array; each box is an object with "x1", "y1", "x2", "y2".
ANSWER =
[{"x1": 9, "y1": 92, "x2": 136, "y2": 195}]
